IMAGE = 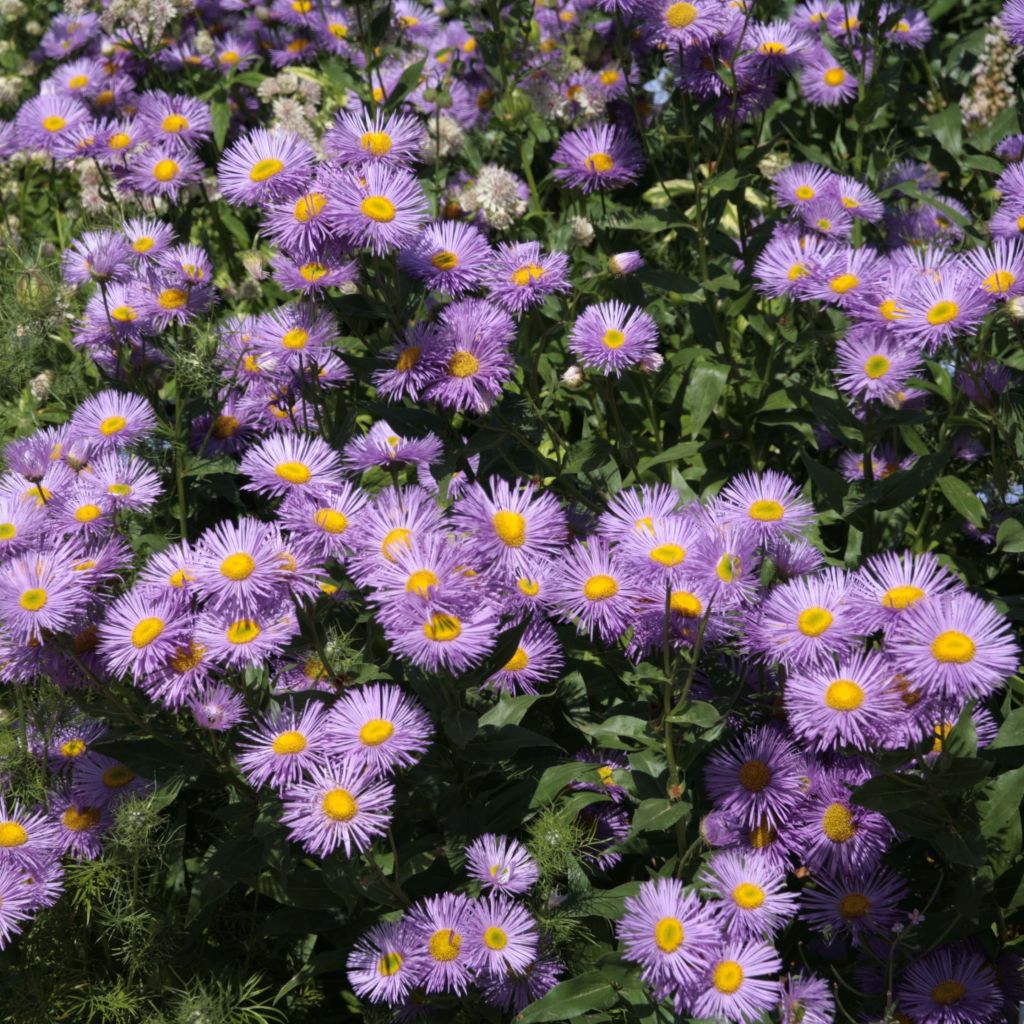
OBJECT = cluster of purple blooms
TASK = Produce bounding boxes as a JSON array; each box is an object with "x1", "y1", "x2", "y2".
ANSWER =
[
  {"x1": 346, "y1": 832, "x2": 562, "y2": 1014},
  {"x1": 752, "y1": 157, "x2": 1021, "y2": 483}
]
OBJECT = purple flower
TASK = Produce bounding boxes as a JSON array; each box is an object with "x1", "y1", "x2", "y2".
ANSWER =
[
  {"x1": 323, "y1": 684, "x2": 433, "y2": 776},
  {"x1": 240, "y1": 433, "x2": 344, "y2": 500},
  {"x1": 50, "y1": 790, "x2": 110, "y2": 861},
  {"x1": 484, "y1": 620, "x2": 563, "y2": 696},
  {"x1": 834, "y1": 329, "x2": 922, "y2": 403},
  {"x1": 387, "y1": 604, "x2": 498, "y2": 674},
  {"x1": 188, "y1": 683, "x2": 246, "y2": 731},
  {"x1": 646, "y1": 0, "x2": 728, "y2": 46},
  {"x1": 716, "y1": 470, "x2": 815, "y2": 541},
  {"x1": 466, "y1": 834, "x2": 539, "y2": 894},
  {"x1": 193, "y1": 517, "x2": 288, "y2": 615},
  {"x1": 72, "y1": 755, "x2": 149, "y2": 809},
  {"x1": 278, "y1": 483, "x2": 367, "y2": 561},
  {"x1": 701, "y1": 849, "x2": 798, "y2": 939},
  {"x1": 691, "y1": 940, "x2": 783, "y2": 1024},
  {"x1": 236, "y1": 702, "x2": 328, "y2": 791},
  {"x1": 0, "y1": 799, "x2": 61, "y2": 875},
  {"x1": 193, "y1": 604, "x2": 299, "y2": 670},
  {"x1": 68, "y1": 390, "x2": 155, "y2": 451},
  {"x1": 799, "y1": 865, "x2": 907, "y2": 944},
  {"x1": 569, "y1": 300, "x2": 659, "y2": 376},
  {"x1": 373, "y1": 323, "x2": 442, "y2": 402},
  {"x1": 399, "y1": 219, "x2": 493, "y2": 297},
  {"x1": 346, "y1": 920, "x2": 425, "y2": 1005},
  {"x1": 14, "y1": 94, "x2": 90, "y2": 152},
  {"x1": 484, "y1": 242, "x2": 571, "y2": 314},
  {"x1": 326, "y1": 162, "x2": 428, "y2": 255},
  {"x1": 618, "y1": 877, "x2": 720, "y2": 990},
  {"x1": 0, "y1": 862, "x2": 37, "y2": 948},
  {"x1": 0, "y1": 550, "x2": 85, "y2": 643},
  {"x1": 896, "y1": 947, "x2": 1001, "y2": 1024},
  {"x1": 779, "y1": 971, "x2": 836, "y2": 1024},
  {"x1": 405, "y1": 892, "x2": 475, "y2": 994},
  {"x1": 126, "y1": 145, "x2": 204, "y2": 199},
  {"x1": 279, "y1": 762, "x2": 394, "y2": 857},
  {"x1": 552, "y1": 123, "x2": 644, "y2": 192},
  {"x1": 218, "y1": 129, "x2": 315, "y2": 206},
  {"x1": 325, "y1": 108, "x2": 425, "y2": 166},
  {"x1": 466, "y1": 893, "x2": 539, "y2": 977},
  {"x1": 342, "y1": 422, "x2": 443, "y2": 475},
  {"x1": 97, "y1": 590, "x2": 190, "y2": 681}
]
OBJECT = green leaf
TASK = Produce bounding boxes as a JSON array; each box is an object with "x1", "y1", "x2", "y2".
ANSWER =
[
  {"x1": 683, "y1": 362, "x2": 728, "y2": 438},
  {"x1": 928, "y1": 757, "x2": 992, "y2": 794},
  {"x1": 464, "y1": 725, "x2": 559, "y2": 762},
  {"x1": 980, "y1": 766, "x2": 1024, "y2": 870},
  {"x1": 211, "y1": 100, "x2": 230, "y2": 151},
  {"x1": 529, "y1": 762, "x2": 603, "y2": 809},
  {"x1": 517, "y1": 970, "x2": 619, "y2": 1022},
  {"x1": 384, "y1": 58, "x2": 427, "y2": 111},
  {"x1": 937, "y1": 476, "x2": 986, "y2": 527},
  {"x1": 926, "y1": 105, "x2": 962, "y2": 158},
  {"x1": 479, "y1": 694, "x2": 543, "y2": 728},
  {"x1": 631, "y1": 798, "x2": 689, "y2": 835},
  {"x1": 800, "y1": 453, "x2": 848, "y2": 513},
  {"x1": 853, "y1": 773, "x2": 926, "y2": 812},
  {"x1": 995, "y1": 518, "x2": 1024, "y2": 553}
]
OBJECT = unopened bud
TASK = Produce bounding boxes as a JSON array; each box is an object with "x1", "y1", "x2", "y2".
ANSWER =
[
  {"x1": 608, "y1": 250, "x2": 644, "y2": 276},
  {"x1": 561, "y1": 365, "x2": 584, "y2": 389}
]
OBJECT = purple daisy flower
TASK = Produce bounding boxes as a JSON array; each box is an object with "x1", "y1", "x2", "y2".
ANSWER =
[
  {"x1": 62, "y1": 229, "x2": 134, "y2": 287},
  {"x1": 387, "y1": 604, "x2": 498, "y2": 675},
  {"x1": 326, "y1": 162, "x2": 428, "y2": 256},
  {"x1": 400, "y1": 219, "x2": 493, "y2": 297},
  {"x1": 485, "y1": 242, "x2": 571, "y2": 314},
  {"x1": 50, "y1": 790, "x2": 110, "y2": 861},
  {"x1": 68, "y1": 390, "x2": 155, "y2": 451},
  {"x1": 888, "y1": 593, "x2": 1019, "y2": 702},
  {"x1": 323, "y1": 683, "x2": 433, "y2": 776},
  {"x1": 342, "y1": 422, "x2": 443, "y2": 476},
  {"x1": 747, "y1": 568, "x2": 858, "y2": 671},
  {"x1": 97, "y1": 590, "x2": 189, "y2": 681},
  {"x1": 832, "y1": 176, "x2": 884, "y2": 221},
  {"x1": 716, "y1": 470, "x2": 815, "y2": 541},
  {"x1": 691, "y1": 940, "x2": 783, "y2": 1024},
  {"x1": 347, "y1": 485, "x2": 444, "y2": 584},
  {"x1": 14, "y1": 94, "x2": 90, "y2": 153},
  {"x1": 270, "y1": 250, "x2": 359, "y2": 294},
  {"x1": 800, "y1": 866, "x2": 907, "y2": 944},
  {"x1": 192, "y1": 517, "x2": 288, "y2": 615},
  {"x1": 801, "y1": 56, "x2": 859, "y2": 105},
  {"x1": 325, "y1": 108, "x2": 425, "y2": 166},
  {"x1": 466, "y1": 834, "x2": 540, "y2": 894},
  {"x1": 773, "y1": 164, "x2": 837, "y2": 210},
  {"x1": 365, "y1": 531, "x2": 476, "y2": 618},
  {"x1": 188, "y1": 683, "x2": 247, "y2": 731},
  {"x1": 405, "y1": 892, "x2": 475, "y2": 995},
  {"x1": 346, "y1": 920, "x2": 425, "y2": 1006},
  {"x1": 0, "y1": 861, "x2": 36, "y2": 947},
  {"x1": 72, "y1": 755, "x2": 149, "y2": 809},
  {"x1": 423, "y1": 299, "x2": 517, "y2": 413},
  {"x1": 687, "y1": 521, "x2": 761, "y2": 609},
  {"x1": 835, "y1": 329, "x2": 922, "y2": 403},
  {"x1": 701, "y1": 849, "x2": 798, "y2": 940},
  {"x1": 122, "y1": 217, "x2": 176, "y2": 261},
  {"x1": 218, "y1": 128, "x2": 315, "y2": 207},
  {"x1": 126, "y1": 145, "x2": 203, "y2": 199},
  {"x1": 478, "y1": 944, "x2": 564, "y2": 1014},
  {"x1": 618, "y1": 877, "x2": 720, "y2": 989},
  {"x1": 280, "y1": 762, "x2": 394, "y2": 858},
  {"x1": 704, "y1": 726, "x2": 806, "y2": 830},
  {"x1": 894, "y1": 270, "x2": 990, "y2": 353},
  {"x1": 1004, "y1": 0, "x2": 1024, "y2": 44},
  {"x1": 466, "y1": 893, "x2": 539, "y2": 977},
  {"x1": 278, "y1": 484, "x2": 368, "y2": 562},
  {"x1": 779, "y1": 972, "x2": 836, "y2": 1024},
  {"x1": 261, "y1": 182, "x2": 334, "y2": 255},
  {"x1": 0, "y1": 799, "x2": 61, "y2": 875},
  {"x1": 896, "y1": 947, "x2": 1001, "y2": 1024},
  {"x1": 552, "y1": 123, "x2": 644, "y2": 193},
  {"x1": 608, "y1": 251, "x2": 646, "y2": 276},
  {"x1": 373, "y1": 323, "x2": 442, "y2": 402},
  {"x1": 646, "y1": 0, "x2": 728, "y2": 46},
  {"x1": 194, "y1": 604, "x2": 299, "y2": 670},
  {"x1": 750, "y1": 20, "x2": 809, "y2": 68},
  {"x1": 135, "y1": 91, "x2": 212, "y2": 148},
  {"x1": 84, "y1": 452, "x2": 162, "y2": 512},
  {"x1": 240, "y1": 433, "x2": 343, "y2": 499},
  {"x1": 785, "y1": 651, "x2": 903, "y2": 752},
  {"x1": 484, "y1": 620, "x2": 563, "y2": 696},
  {"x1": 963, "y1": 239, "x2": 1024, "y2": 299},
  {"x1": 0, "y1": 551, "x2": 85, "y2": 643},
  {"x1": 752, "y1": 229, "x2": 832, "y2": 299},
  {"x1": 616, "y1": 514, "x2": 701, "y2": 584},
  {"x1": 597, "y1": 484, "x2": 684, "y2": 542},
  {"x1": 452, "y1": 477, "x2": 567, "y2": 575},
  {"x1": 550, "y1": 539, "x2": 643, "y2": 643},
  {"x1": 569, "y1": 300, "x2": 659, "y2": 376},
  {"x1": 236, "y1": 702, "x2": 328, "y2": 791}
]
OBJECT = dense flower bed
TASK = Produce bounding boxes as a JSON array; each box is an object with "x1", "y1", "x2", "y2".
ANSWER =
[{"x1": 0, "y1": 0, "x2": 1022, "y2": 1022}]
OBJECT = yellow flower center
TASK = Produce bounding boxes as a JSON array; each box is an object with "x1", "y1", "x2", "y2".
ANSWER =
[
  {"x1": 822, "y1": 802, "x2": 856, "y2": 842},
  {"x1": 716, "y1": 553, "x2": 741, "y2": 582},
  {"x1": 738, "y1": 759, "x2": 771, "y2": 792},
  {"x1": 823, "y1": 67, "x2": 847, "y2": 87},
  {"x1": 360, "y1": 131, "x2": 393, "y2": 156},
  {"x1": 670, "y1": 590, "x2": 702, "y2": 617},
  {"x1": 322, "y1": 787, "x2": 358, "y2": 821},
  {"x1": 311, "y1": 508, "x2": 346, "y2": 535},
  {"x1": 653, "y1": 916, "x2": 684, "y2": 952},
  {"x1": 0, "y1": 822, "x2": 28, "y2": 847},
  {"x1": 282, "y1": 327, "x2": 309, "y2": 350},
  {"x1": 713, "y1": 961, "x2": 744, "y2": 994},
  {"x1": 510, "y1": 263, "x2": 545, "y2": 286},
  {"x1": 220, "y1": 552, "x2": 256, "y2": 581},
  {"x1": 732, "y1": 883, "x2": 765, "y2": 909},
  {"x1": 60, "y1": 738, "x2": 87, "y2": 758},
  {"x1": 665, "y1": 1, "x2": 698, "y2": 28},
  {"x1": 431, "y1": 249, "x2": 459, "y2": 271},
  {"x1": 43, "y1": 114, "x2": 67, "y2": 132},
  {"x1": 863, "y1": 354, "x2": 891, "y2": 379},
  {"x1": 377, "y1": 952, "x2": 403, "y2": 976},
  {"x1": 649, "y1": 543, "x2": 686, "y2": 566},
  {"x1": 219, "y1": 50, "x2": 239, "y2": 65},
  {"x1": 62, "y1": 806, "x2": 101, "y2": 831},
  {"x1": 600, "y1": 69, "x2": 620, "y2": 84},
  {"x1": 250, "y1": 158, "x2": 285, "y2": 182},
  {"x1": 517, "y1": 577, "x2": 540, "y2": 596},
  {"x1": 405, "y1": 569, "x2": 439, "y2": 596},
  {"x1": 749, "y1": 823, "x2": 776, "y2": 848},
  {"x1": 361, "y1": 195, "x2": 396, "y2": 222},
  {"x1": 787, "y1": 263, "x2": 808, "y2": 281},
  {"x1": 602, "y1": 328, "x2": 626, "y2": 349},
  {"x1": 158, "y1": 288, "x2": 187, "y2": 310},
  {"x1": 99, "y1": 414, "x2": 127, "y2": 436},
  {"x1": 359, "y1": 719, "x2": 394, "y2": 746},
  {"x1": 274, "y1": 461, "x2": 312, "y2": 484},
  {"x1": 838, "y1": 893, "x2": 870, "y2": 918},
  {"x1": 226, "y1": 618, "x2": 261, "y2": 644},
  {"x1": 293, "y1": 191, "x2": 327, "y2": 222},
  {"x1": 881, "y1": 584, "x2": 925, "y2": 610},
  {"x1": 0, "y1": 523, "x2": 15, "y2": 540},
  {"x1": 169, "y1": 642, "x2": 205, "y2": 673},
  {"x1": 272, "y1": 730, "x2": 307, "y2": 755},
  {"x1": 794, "y1": 184, "x2": 815, "y2": 201},
  {"x1": 982, "y1": 269, "x2": 1015, "y2": 294},
  {"x1": 925, "y1": 300, "x2": 958, "y2": 325},
  {"x1": 759, "y1": 41, "x2": 786, "y2": 54},
  {"x1": 841, "y1": 195, "x2": 860, "y2": 209},
  {"x1": 503, "y1": 647, "x2": 529, "y2": 672},
  {"x1": 797, "y1": 606, "x2": 833, "y2": 637},
  {"x1": 429, "y1": 929, "x2": 461, "y2": 962},
  {"x1": 930, "y1": 629, "x2": 975, "y2": 664},
  {"x1": 483, "y1": 926, "x2": 508, "y2": 950},
  {"x1": 74, "y1": 503, "x2": 102, "y2": 523},
  {"x1": 396, "y1": 346, "x2": 421, "y2": 372},
  {"x1": 14, "y1": 586, "x2": 47, "y2": 614},
  {"x1": 932, "y1": 981, "x2": 966, "y2": 1005},
  {"x1": 162, "y1": 113, "x2": 189, "y2": 133},
  {"x1": 424, "y1": 613, "x2": 462, "y2": 642},
  {"x1": 878, "y1": 298, "x2": 906, "y2": 321},
  {"x1": 169, "y1": 568, "x2": 193, "y2": 588},
  {"x1": 585, "y1": 151, "x2": 615, "y2": 173},
  {"x1": 825, "y1": 679, "x2": 865, "y2": 712},
  {"x1": 152, "y1": 159, "x2": 179, "y2": 182},
  {"x1": 830, "y1": 273, "x2": 860, "y2": 294},
  {"x1": 749, "y1": 499, "x2": 784, "y2": 521},
  {"x1": 583, "y1": 574, "x2": 618, "y2": 600},
  {"x1": 130, "y1": 616, "x2": 164, "y2": 648},
  {"x1": 448, "y1": 350, "x2": 479, "y2": 378},
  {"x1": 382, "y1": 527, "x2": 412, "y2": 560},
  {"x1": 109, "y1": 304, "x2": 137, "y2": 322},
  {"x1": 102, "y1": 765, "x2": 135, "y2": 788},
  {"x1": 300, "y1": 262, "x2": 329, "y2": 281},
  {"x1": 492, "y1": 510, "x2": 527, "y2": 547}
]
